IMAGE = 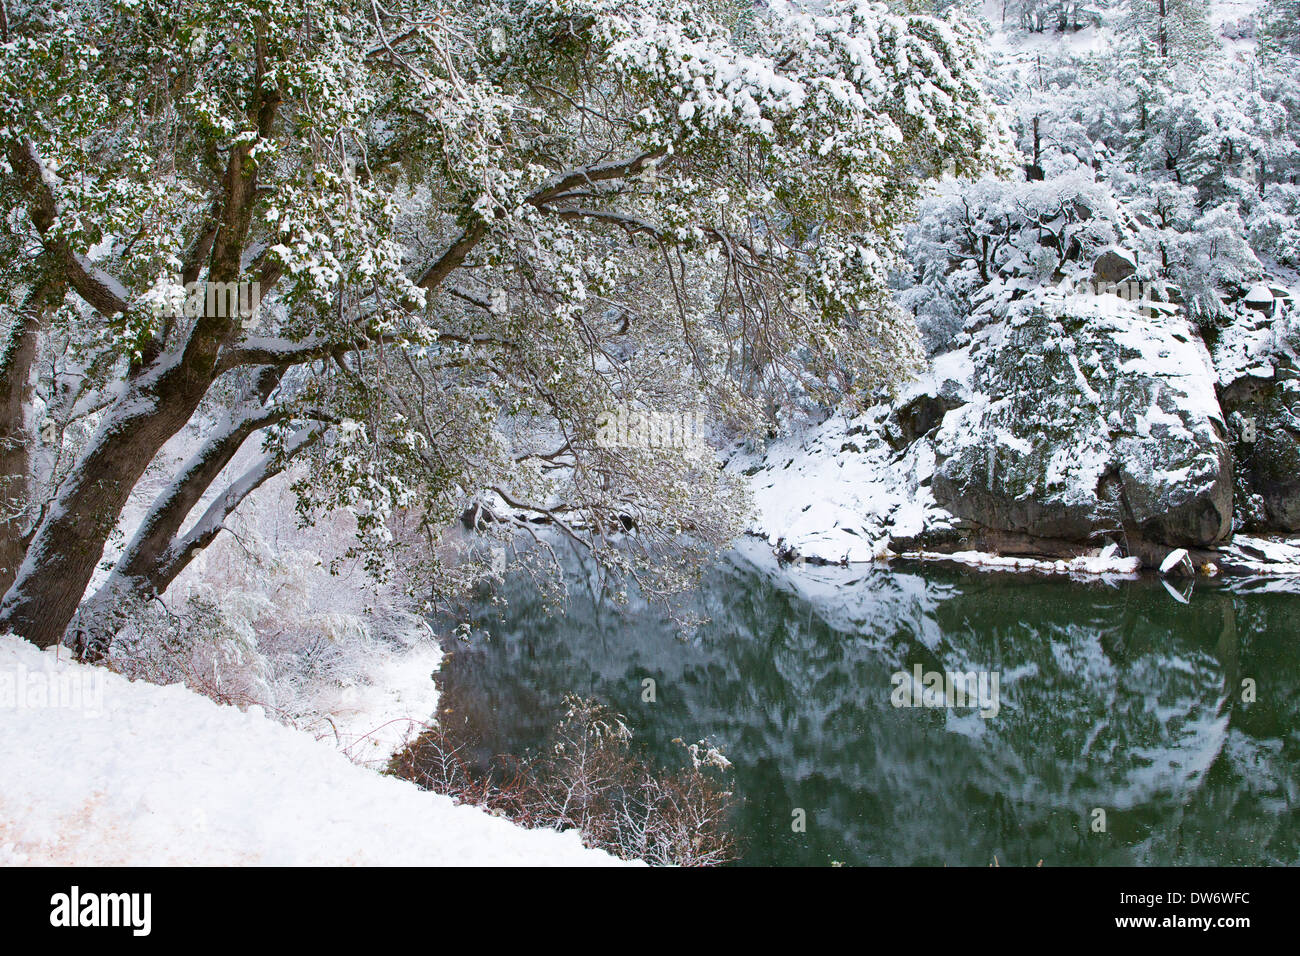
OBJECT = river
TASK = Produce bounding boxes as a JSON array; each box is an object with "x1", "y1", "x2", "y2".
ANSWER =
[{"x1": 432, "y1": 541, "x2": 1300, "y2": 866}]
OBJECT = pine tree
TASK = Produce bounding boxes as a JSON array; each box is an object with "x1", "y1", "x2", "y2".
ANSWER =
[
  {"x1": 1260, "y1": 0, "x2": 1300, "y2": 59},
  {"x1": 1122, "y1": 0, "x2": 1214, "y2": 63}
]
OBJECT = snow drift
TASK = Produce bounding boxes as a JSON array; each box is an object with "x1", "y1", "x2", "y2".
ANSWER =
[{"x1": 0, "y1": 635, "x2": 625, "y2": 866}]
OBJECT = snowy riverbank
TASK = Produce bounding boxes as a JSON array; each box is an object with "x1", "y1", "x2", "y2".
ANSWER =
[{"x1": 0, "y1": 634, "x2": 625, "y2": 866}]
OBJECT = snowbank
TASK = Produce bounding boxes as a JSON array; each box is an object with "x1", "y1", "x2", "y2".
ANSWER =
[
  {"x1": 318, "y1": 632, "x2": 446, "y2": 769},
  {"x1": 1220, "y1": 535, "x2": 1300, "y2": 576},
  {"x1": 731, "y1": 405, "x2": 957, "y2": 564},
  {"x1": 898, "y1": 547, "x2": 1142, "y2": 579},
  {"x1": 0, "y1": 635, "x2": 626, "y2": 866}
]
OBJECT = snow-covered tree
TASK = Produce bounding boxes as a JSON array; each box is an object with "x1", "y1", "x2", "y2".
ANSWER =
[
  {"x1": 1132, "y1": 77, "x2": 1283, "y2": 205},
  {"x1": 1127, "y1": 190, "x2": 1262, "y2": 322},
  {"x1": 899, "y1": 171, "x2": 1125, "y2": 348},
  {"x1": 0, "y1": 0, "x2": 1008, "y2": 649},
  {"x1": 1120, "y1": 0, "x2": 1214, "y2": 63},
  {"x1": 1003, "y1": 0, "x2": 1098, "y2": 33},
  {"x1": 1260, "y1": 0, "x2": 1300, "y2": 59}
]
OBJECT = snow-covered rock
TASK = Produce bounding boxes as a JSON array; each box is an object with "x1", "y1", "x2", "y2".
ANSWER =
[
  {"x1": 1159, "y1": 548, "x2": 1193, "y2": 576},
  {"x1": 1214, "y1": 297, "x2": 1300, "y2": 532},
  {"x1": 0, "y1": 635, "x2": 626, "y2": 866},
  {"x1": 933, "y1": 296, "x2": 1233, "y2": 547},
  {"x1": 1093, "y1": 247, "x2": 1137, "y2": 283},
  {"x1": 735, "y1": 291, "x2": 1294, "y2": 567},
  {"x1": 734, "y1": 348, "x2": 982, "y2": 565},
  {"x1": 1244, "y1": 283, "x2": 1278, "y2": 312}
]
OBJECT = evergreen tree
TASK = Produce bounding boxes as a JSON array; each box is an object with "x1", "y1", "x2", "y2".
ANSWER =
[
  {"x1": 1260, "y1": 0, "x2": 1300, "y2": 59},
  {"x1": 1122, "y1": 0, "x2": 1214, "y2": 63}
]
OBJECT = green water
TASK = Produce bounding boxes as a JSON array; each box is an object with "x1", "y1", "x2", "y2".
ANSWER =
[{"x1": 436, "y1": 544, "x2": 1300, "y2": 866}]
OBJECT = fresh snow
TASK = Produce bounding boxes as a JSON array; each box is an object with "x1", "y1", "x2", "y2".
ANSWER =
[
  {"x1": 730, "y1": 405, "x2": 958, "y2": 564},
  {"x1": 902, "y1": 548, "x2": 1143, "y2": 579},
  {"x1": 0, "y1": 635, "x2": 626, "y2": 866},
  {"x1": 322, "y1": 634, "x2": 446, "y2": 770},
  {"x1": 1221, "y1": 535, "x2": 1300, "y2": 576},
  {"x1": 1159, "y1": 548, "x2": 1193, "y2": 575},
  {"x1": 1211, "y1": 289, "x2": 1298, "y2": 386}
]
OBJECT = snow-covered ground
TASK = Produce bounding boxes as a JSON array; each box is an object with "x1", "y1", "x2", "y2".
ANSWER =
[
  {"x1": 733, "y1": 406, "x2": 949, "y2": 564},
  {"x1": 320, "y1": 632, "x2": 446, "y2": 769},
  {"x1": 727, "y1": 348, "x2": 964, "y2": 562},
  {"x1": 0, "y1": 634, "x2": 625, "y2": 866}
]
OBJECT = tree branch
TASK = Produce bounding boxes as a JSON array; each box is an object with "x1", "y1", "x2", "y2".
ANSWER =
[
  {"x1": 415, "y1": 150, "x2": 667, "y2": 292},
  {"x1": 7, "y1": 140, "x2": 132, "y2": 317}
]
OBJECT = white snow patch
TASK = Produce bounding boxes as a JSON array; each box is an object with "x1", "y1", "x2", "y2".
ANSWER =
[
  {"x1": 323, "y1": 629, "x2": 444, "y2": 769},
  {"x1": 730, "y1": 405, "x2": 958, "y2": 564},
  {"x1": 1159, "y1": 548, "x2": 1192, "y2": 576},
  {"x1": 0, "y1": 635, "x2": 626, "y2": 866},
  {"x1": 1220, "y1": 535, "x2": 1300, "y2": 576},
  {"x1": 898, "y1": 548, "x2": 1142, "y2": 579}
]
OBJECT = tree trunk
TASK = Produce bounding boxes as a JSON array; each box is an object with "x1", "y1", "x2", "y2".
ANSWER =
[
  {"x1": 78, "y1": 416, "x2": 319, "y2": 659},
  {"x1": 0, "y1": 133, "x2": 269, "y2": 647},
  {"x1": 106, "y1": 368, "x2": 284, "y2": 592},
  {"x1": 0, "y1": 279, "x2": 61, "y2": 594},
  {"x1": 0, "y1": 369, "x2": 210, "y2": 645}
]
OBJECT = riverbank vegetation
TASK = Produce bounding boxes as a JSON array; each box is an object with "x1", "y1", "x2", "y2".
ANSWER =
[
  {"x1": 0, "y1": 0, "x2": 1005, "y2": 657},
  {"x1": 391, "y1": 695, "x2": 739, "y2": 865}
]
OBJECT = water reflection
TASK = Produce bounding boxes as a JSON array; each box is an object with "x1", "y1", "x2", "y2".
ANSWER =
[{"x1": 435, "y1": 543, "x2": 1300, "y2": 865}]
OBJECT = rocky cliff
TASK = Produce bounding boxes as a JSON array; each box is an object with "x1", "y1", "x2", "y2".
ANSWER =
[{"x1": 735, "y1": 282, "x2": 1300, "y2": 576}]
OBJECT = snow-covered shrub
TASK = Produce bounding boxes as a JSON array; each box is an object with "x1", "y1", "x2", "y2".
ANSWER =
[
  {"x1": 102, "y1": 468, "x2": 433, "y2": 732},
  {"x1": 899, "y1": 171, "x2": 1125, "y2": 350},
  {"x1": 1260, "y1": 0, "x2": 1300, "y2": 58},
  {"x1": 1248, "y1": 185, "x2": 1300, "y2": 267},
  {"x1": 1004, "y1": 0, "x2": 1100, "y2": 34},
  {"x1": 1132, "y1": 78, "x2": 1293, "y2": 212},
  {"x1": 392, "y1": 695, "x2": 737, "y2": 866},
  {"x1": 1118, "y1": 0, "x2": 1215, "y2": 64},
  {"x1": 1134, "y1": 201, "x2": 1263, "y2": 326}
]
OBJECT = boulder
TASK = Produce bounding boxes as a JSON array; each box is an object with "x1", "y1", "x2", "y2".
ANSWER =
[
  {"x1": 1222, "y1": 375, "x2": 1300, "y2": 532},
  {"x1": 1243, "y1": 283, "x2": 1276, "y2": 314},
  {"x1": 932, "y1": 298, "x2": 1233, "y2": 547},
  {"x1": 886, "y1": 387, "x2": 964, "y2": 450},
  {"x1": 1214, "y1": 298, "x2": 1300, "y2": 532},
  {"x1": 1092, "y1": 248, "x2": 1136, "y2": 284}
]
